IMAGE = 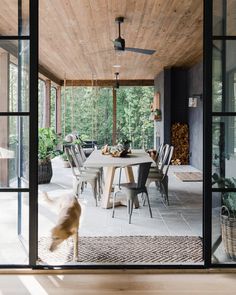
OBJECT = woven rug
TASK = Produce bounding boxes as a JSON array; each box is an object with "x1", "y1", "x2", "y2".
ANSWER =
[
  {"x1": 174, "y1": 172, "x2": 203, "y2": 182},
  {"x1": 38, "y1": 236, "x2": 203, "y2": 265}
]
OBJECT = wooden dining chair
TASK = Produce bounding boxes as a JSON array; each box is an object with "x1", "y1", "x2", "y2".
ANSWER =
[{"x1": 112, "y1": 162, "x2": 152, "y2": 224}]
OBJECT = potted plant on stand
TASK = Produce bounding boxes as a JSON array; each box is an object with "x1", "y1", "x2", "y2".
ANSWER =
[
  {"x1": 38, "y1": 128, "x2": 60, "y2": 184},
  {"x1": 213, "y1": 173, "x2": 236, "y2": 261},
  {"x1": 221, "y1": 191, "x2": 236, "y2": 261},
  {"x1": 60, "y1": 152, "x2": 70, "y2": 168}
]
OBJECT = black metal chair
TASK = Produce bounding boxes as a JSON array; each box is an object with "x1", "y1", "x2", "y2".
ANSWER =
[{"x1": 112, "y1": 162, "x2": 152, "y2": 224}]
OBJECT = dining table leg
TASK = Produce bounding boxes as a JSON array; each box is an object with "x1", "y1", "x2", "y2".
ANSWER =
[
  {"x1": 101, "y1": 166, "x2": 116, "y2": 209},
  {"x1": 101, "y1": 166, "x2": 140, "y2": 209}
]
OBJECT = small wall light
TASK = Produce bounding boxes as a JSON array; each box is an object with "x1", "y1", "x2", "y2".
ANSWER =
[{"x1": 188, "y1": 94, "x2": 202, "y2": 107}]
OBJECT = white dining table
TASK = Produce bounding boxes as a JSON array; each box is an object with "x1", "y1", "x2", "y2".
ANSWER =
[{"x1": 83, "y1": 149, "x2": 155, "y2": 208}]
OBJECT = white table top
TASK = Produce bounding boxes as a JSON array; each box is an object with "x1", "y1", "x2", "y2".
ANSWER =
[{"x1": 84, "y1": 149, "x2": 155, "y2": 168}]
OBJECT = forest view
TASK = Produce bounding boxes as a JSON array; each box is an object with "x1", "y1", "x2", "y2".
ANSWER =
[{"x1": 39, "y1": 84, "x2": 154, "y2": 149}]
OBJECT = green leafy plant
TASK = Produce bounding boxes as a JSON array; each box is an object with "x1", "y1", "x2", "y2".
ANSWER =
[
  {"x1": 38, "y1": 128, "x2": 60, "y2": 163},
  {"x1": 222, "y1": 193, "x2": 236, "y2": 217},
  {"x1": 60, "y1": 152, "x2": 68, "y2": 161}
]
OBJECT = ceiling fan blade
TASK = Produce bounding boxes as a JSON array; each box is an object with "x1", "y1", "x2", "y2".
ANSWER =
[{"x1": 125, "y1": 47, "x2": 156, "y2": 55}]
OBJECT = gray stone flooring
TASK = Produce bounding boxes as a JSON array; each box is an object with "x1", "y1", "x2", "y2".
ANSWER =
[
  {"x1": 0, "y1": 156, "x2": 204, "y2": 265},
  {"x1": 38, "y1": 157, "x2": 203, "y2": 238}
]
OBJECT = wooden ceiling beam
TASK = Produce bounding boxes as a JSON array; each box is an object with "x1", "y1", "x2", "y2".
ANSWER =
[
  {"x1": 38, "y1": 65, "x2": 62, "y2": 85},
  {"x1": 62, "y1": 80, "x2": 154, "y2": 87}
]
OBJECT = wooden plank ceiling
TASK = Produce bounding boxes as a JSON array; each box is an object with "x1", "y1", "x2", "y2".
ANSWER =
[{"x1": 0, "y1": 0, "x2": 203, "y2": 82}]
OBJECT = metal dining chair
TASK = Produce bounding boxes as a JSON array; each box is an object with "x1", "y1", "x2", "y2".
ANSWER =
[
  {"x1": 64, "y1": 145, "x2": 101, "y2": 206},
  {"x1": 146, "y1": 145, "x2": 174, "y2": 205},
  {"x1": 112, "y1": 162, "x2": 152, "y2": 224},
  {"x1": 75, "y1": 143, "x2": 104, "y2": 189}
]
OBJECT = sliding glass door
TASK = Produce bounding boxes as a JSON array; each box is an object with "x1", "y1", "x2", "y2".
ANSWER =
[
  {"x1": 0, "y1": 0, "x2": 38, "y2": 267},
  {"x1": 204, "y1": 0, "x2": 236, "y2": 267}
]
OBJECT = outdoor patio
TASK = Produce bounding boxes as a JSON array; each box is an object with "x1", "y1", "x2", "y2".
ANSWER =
[{"x1": 38, "y1": 156, "x2": 203, "y2": 238}]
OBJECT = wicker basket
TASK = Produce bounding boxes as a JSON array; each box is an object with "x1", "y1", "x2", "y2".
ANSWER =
[
  {"x1": 221, "y1": 206, "x2": 236, "y2": 261},
  {"x1": 38, "y1": 160, "x2": 53, "y2": 184}
]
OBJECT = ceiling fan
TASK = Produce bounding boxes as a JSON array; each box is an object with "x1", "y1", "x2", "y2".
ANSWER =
[{"x1": 113, "y1": 17, "x2": 156, "y2": 55}]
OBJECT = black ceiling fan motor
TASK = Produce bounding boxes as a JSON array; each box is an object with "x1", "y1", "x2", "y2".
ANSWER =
[{"x1": 113, "y1": 16, "x2": 156, "y2": 55}]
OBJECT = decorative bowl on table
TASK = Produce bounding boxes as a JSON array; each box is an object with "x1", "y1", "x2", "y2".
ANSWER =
[
  {"x1": 110, "y1": 143, "x2": 131, "y2": 157},
  {"x1": 101, "y1": 144, "x2": 110, "y2": 155},
  {"x1": 101, "y1": 139, "x2": 131, "y2": 157}
]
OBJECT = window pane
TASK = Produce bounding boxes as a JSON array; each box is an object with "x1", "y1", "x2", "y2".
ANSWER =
[
  {"x1": 50, "y1": 87, "x2": 56, "y2": 130},
  {"x1": 38, "y1": 79, "x2": 46, "y2": 128},
  {"x1": 61, "y1": 87, "x2": 113, "y2": 147},
  {"x1": 212, "y1": 116, "x2": 236, "y2": 188},
  {"x1": 213, "y1": 0, "x2": 236, "y2": 36},
  {"x1": 212, "y1": 41, "x2": 223, "y2": 112},
  {"x1": 0, "y1": 192, "x2": 29, "y2": 265},
  {"x1": 213, "y1": 0, "x2": 224, "y2": 36},
  {"x1": 212, "y1": 191, "x2": 236, "y2": 264},
  {"x1": 212, "y1": 40, "x2": 236, "y2": 112},
  {"x1": 227, "y1": 0, "x2": 236, "y2": 35},
  {"x1": 0, "y1": 40, "x2": 29, "y2": 112},
  {"x1": 0, "y1": 116, "x2": 29, "y2": 188},
  {"x1": 117, "y1": 87, "x2": 154, "y2": 149},
  {"x1": 0, "y1": 0, "x2": 29, "y2": 36}
]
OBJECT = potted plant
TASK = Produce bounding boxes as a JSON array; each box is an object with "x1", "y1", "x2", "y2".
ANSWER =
[
  {"x1": 60, "y1": 152, "x2": 70, "y2": 168},
  {"x1": 149, "y1": 108, "x2": 162, "y2": 121},
  {"x1": 38, "y1": 128, "x2": 60, "y2": 184},
  {"x1": 213, "y1": 173, "x2": 236, "y2": 260},
  {"x1": 221, "y1": 192, "x2": 236, "y2": 261}
]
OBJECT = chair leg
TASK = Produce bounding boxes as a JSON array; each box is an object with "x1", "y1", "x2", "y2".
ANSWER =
[
  {"x1": 145, "y1": 192, "x2": 153, "y2": 218},
  {"x1": 161, "y1": 179, "x2": 169, "y2": 205},
  {"x1": 118, "y1": 167, "x2": 122, "y2": 189},
  {"x1": 129, "y1": 199, "x2": 134, "y2": 224},
  {"x1": 98, "y1": 170, "x2": 103, "y2": 194},
  {"x1": 112, "y1": 190, "x2": 119, "y2": 218},
  {"x1": 97, "y1": 177, "x2": 101, "y2": 201},
  {"x1": 89, "y1": 180, "x2": 98, "y2": 206}
]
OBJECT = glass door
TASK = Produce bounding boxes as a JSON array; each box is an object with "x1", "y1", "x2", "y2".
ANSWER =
[
  {"x1": 204, "y1": 0, "x2": 236, "y2": 266},
  {"x1": 0, "y1": 0, "x2": 38, "y2": 266}
]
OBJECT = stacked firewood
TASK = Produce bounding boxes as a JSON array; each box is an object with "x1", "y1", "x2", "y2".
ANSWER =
[{"x1": 171, "y1": 123, "x2": 189, "y2": 165}]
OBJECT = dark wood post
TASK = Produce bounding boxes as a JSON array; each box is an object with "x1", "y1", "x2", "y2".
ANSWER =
[
  {"x1": 56, "y1": 86, "x2": 62, "y2": 135},
  {"x1": 112, "y1": 87, "x2": 117, "y2": 145},
  {"x1": 44, "y1": 79, "x2": 51, "y2": 127}
]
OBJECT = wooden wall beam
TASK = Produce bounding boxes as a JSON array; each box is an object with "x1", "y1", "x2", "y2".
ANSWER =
[
  {"x1": 38, "y1": 65, "x2": 62, "y2": 86},
  {"x1": 112, "y1": 87, "x2": 117, "y2": 145},
  {"x1": 0, "y1": 52, "x2": 9, "y2": 186},
  {"x1": 56, "y1": 86, "x2": 62, "y2": 135},
  {"x1": 61, "y1": 80, "x2": 154, "y2": 87},
  {"x1": 44, "y1": 80, "x2": 51, "y2": 128},
  {"x1": 0, "y1": 42, "x2": 61, "y2": 85}
]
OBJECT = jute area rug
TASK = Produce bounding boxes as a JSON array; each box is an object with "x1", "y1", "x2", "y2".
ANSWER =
[
  {"x1": 38, "y1": 236, "x2": 203, "y2": 265},
  {"x1": 174, "y1": 172, "x2": 203, "y2": 182}
]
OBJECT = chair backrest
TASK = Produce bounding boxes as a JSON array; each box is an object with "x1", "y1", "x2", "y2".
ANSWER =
[
  {"x1": 163, "y1": 145, "x2": 174, "y2": 178},
  {"x1": 156, "y1": 143, "x2": 164, "y2": 164},
  {"x1": 158, "y1": 144, "x2": 170, "y2": 171},
  {"x1": 64, "y1": 145, "x2": 82, "y2": 177},
  {"x1": 75, "y1": 144, "x2": 87, "y2": 163},
  {"x1": 137, "y1": 162, "x2": 152, "y2": 188}
]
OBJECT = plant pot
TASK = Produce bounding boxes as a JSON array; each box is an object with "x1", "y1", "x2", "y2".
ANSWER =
[
  {"x1": 221, "y1": 206, "x2": 236, "y2": 261},
  {"x1": 38, "y1": 160, "x2": 53, "y2": 184},
  {"x1": 63, "y1": 160, "x2": 70, "y2": 168}
]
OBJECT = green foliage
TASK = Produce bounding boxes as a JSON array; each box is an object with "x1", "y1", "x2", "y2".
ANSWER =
[
  {"x1": 222, "y1": 193, "x2": 236, "y2": 217},
  {"x1": 59, "y1": 86, "x2": 154, "y2": 149},
  {"x1": 38, "y1": 128, "x2": 60, "y2": 162},
  {"x1": 213, "y1": 173, "x2": 236, "y2": 217}
]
